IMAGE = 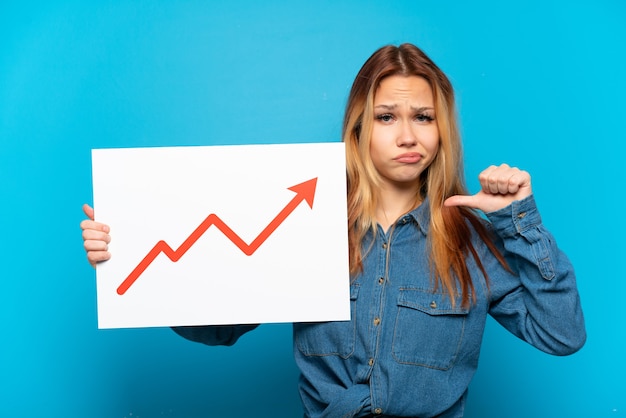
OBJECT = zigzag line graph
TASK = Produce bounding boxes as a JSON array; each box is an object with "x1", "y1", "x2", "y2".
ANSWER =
[{"x1": 117, "y1": 177, "x2": 318, "y2": 295}]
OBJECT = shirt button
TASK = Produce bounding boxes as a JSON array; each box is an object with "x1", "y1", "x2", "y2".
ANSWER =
[
  {"x1": 382, "y1": 243, "x2": 387, "y2": 249},
  {"x1": 374, "y1": 408, "x2": 383, "y2": 415},
  {"x1": 378, "y1": 277, "x2": 384, "y2": 285},
  {"x1": 373, "y1": 317, "x2": 381, "y2": 326},
  {"x1": 430, "y1": 301, "x2": 437, "y2": 309},
  {"x1": 368, "y1": 358, "x2": 374, "y2": 366},
  {"x1": 518, "y1": 212, "x2": 527, "y2": 219}
]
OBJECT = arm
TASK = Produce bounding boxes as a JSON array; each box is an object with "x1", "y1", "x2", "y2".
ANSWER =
[
  {"x1": 446, "y1": 165, "x2": 586, "y2": 355},
  {"x1": 485, "y1": 195, "x2": 586, "y2": 355},
  {"x1": 172, "y1": 324, "x2": 259, "y2": 346}
]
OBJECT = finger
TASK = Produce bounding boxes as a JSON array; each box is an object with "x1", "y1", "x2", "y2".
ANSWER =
[
  {"x1": 491, "y1": 166, "x2": 530, "y2": 195},
  {"x1": 507, "y1": 169, "x2": 531, "y2": 193},
  {"x1": 80, "y1": 219, "x2": 110, "y2": 234},
  {"x1": 86, "y1": 250, "x2": 111, "y2": 267},
  {"x1": 82, "y1": 227, "x2": 111, "y2": 244},
  {"x1": 478, "y1": 165, "x2": 499, "y2": 194},
  {"x1": 484, "y1": 164, "x2": 508, "y2": 194},
  {"x1": 444, "y1": 194, "x2": 480, "y2": 209},
  {"x1": 82, "y1": 204, "x2": 95, "y2": 221},
  {"x1": 497, "y1": 168, "x2": 517, "y2": 194},
  {"x1": 83, "y1": 236, "x2": 110, "y2": 251},
  {"x1": 480, "y1": 164, "x2": 524, "y2": 195}
]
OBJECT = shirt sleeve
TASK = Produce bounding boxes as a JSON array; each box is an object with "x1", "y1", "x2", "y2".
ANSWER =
[
  {"x1": 171, "y1": 324, "x2": 259, "y2": 346},
  {"x1": 484, "y1": 194, "x2": 586, "y2": 355}
]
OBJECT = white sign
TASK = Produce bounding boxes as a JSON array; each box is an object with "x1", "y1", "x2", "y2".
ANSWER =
[{"x1": 92, "y1": 142, "x2": 350, "y2": 329}]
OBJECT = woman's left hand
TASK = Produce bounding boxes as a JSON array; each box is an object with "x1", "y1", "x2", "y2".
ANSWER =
[{"x1": 444, "y1": 164, "x2": 532, "y2": 213}]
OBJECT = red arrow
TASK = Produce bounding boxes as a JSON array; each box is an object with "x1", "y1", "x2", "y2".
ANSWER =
[{"x1": 116, "y1": 177, "x2": 318, "y2": 295}]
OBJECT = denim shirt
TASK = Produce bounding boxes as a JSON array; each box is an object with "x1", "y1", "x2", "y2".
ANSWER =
[{"x1": 173, "y1": 195, "x2": 586, "y2": 418}]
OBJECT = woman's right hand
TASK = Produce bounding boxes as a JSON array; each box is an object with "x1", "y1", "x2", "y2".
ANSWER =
[{"x1": 80, "y1": 204, "x2": 111, "y2": 268}]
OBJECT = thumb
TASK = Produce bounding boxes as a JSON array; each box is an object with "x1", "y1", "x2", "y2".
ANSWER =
[
  {"x1": 82, "y1": 203, "x2": 95, "y2": 221},
  {"x1": 444, "y1": 194, "x2": 480, "y2": 209}
]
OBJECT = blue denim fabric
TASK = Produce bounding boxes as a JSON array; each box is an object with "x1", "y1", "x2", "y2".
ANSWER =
[{"x1": 174, "y1": 195, "x2": 586, "y2": 418}]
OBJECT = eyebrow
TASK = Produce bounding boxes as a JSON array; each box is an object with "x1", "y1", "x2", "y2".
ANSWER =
[{"x1": 374, "y1": 104, "x2": 434, "y2": 112}]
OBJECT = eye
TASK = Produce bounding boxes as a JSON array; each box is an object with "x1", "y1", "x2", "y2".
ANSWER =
[
  {"x1": 375, "y1": 113, "x2": 395, "y2": 123},
  {"x1": 415, "y1": 113, "x2": 435, "y2": 123}
]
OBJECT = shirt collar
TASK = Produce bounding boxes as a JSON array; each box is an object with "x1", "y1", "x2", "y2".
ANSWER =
[{"x1": 406, "y1": 197, "x2": 430, "y2": 236}]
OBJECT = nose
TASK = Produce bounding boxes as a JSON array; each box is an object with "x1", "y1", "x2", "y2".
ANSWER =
[{"x1": 397, "y1": 120, "x2": 418, "y2": 147}]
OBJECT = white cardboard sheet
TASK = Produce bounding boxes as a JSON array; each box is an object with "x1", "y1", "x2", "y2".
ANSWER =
[{"x1": 91, "y1": 142, "x2": 350, "y2": 329}]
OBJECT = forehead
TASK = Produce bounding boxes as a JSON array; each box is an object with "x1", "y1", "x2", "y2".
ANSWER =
[{"x1": 374, "y1": 75, "x2": 433, "y2": 104}]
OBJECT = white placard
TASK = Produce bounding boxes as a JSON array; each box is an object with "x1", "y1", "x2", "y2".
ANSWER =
[{"x1": 92, "y1": 142, "x2": 350, "y2": 329}]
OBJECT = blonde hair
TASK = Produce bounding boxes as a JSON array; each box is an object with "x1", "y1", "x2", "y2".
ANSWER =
[{"x1": 343, "y1": 44, "x2": 508, "y2": 307}]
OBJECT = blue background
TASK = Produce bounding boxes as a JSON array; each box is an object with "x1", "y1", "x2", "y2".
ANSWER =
[{"x1": 1, "y1": 1, "x2": 624, "y2": 417}]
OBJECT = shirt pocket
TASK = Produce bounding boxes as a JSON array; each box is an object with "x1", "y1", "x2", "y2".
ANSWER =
[
  {"x1": 294, "y1": 284, "x2": 359, "y2": 359},
  {"x1": 392, "y1": 288, "x2": 469, "y2": 370}
]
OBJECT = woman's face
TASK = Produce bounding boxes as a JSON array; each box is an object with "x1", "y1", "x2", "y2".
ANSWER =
[{"x1": 369, "y1": 75, "x2": 440, "y2": 191}]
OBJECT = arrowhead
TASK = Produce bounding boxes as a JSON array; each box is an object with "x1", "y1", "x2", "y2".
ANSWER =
[{"x1": 288, "y1": 177, "x2": 318, "y2": 209}]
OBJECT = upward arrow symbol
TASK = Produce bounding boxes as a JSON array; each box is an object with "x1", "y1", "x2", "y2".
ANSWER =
[{"x1": 116, "y1": 177, "x2": 318, "y2": 295}]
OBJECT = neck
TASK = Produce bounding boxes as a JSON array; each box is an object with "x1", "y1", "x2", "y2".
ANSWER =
[{"x1": 375, "y1": 183, "x2": 421, "y2": 232}]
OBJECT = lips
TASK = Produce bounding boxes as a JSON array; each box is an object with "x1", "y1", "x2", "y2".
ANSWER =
[{"x1": 393, "y1": 153, "x2": 422, "y2": 164}]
